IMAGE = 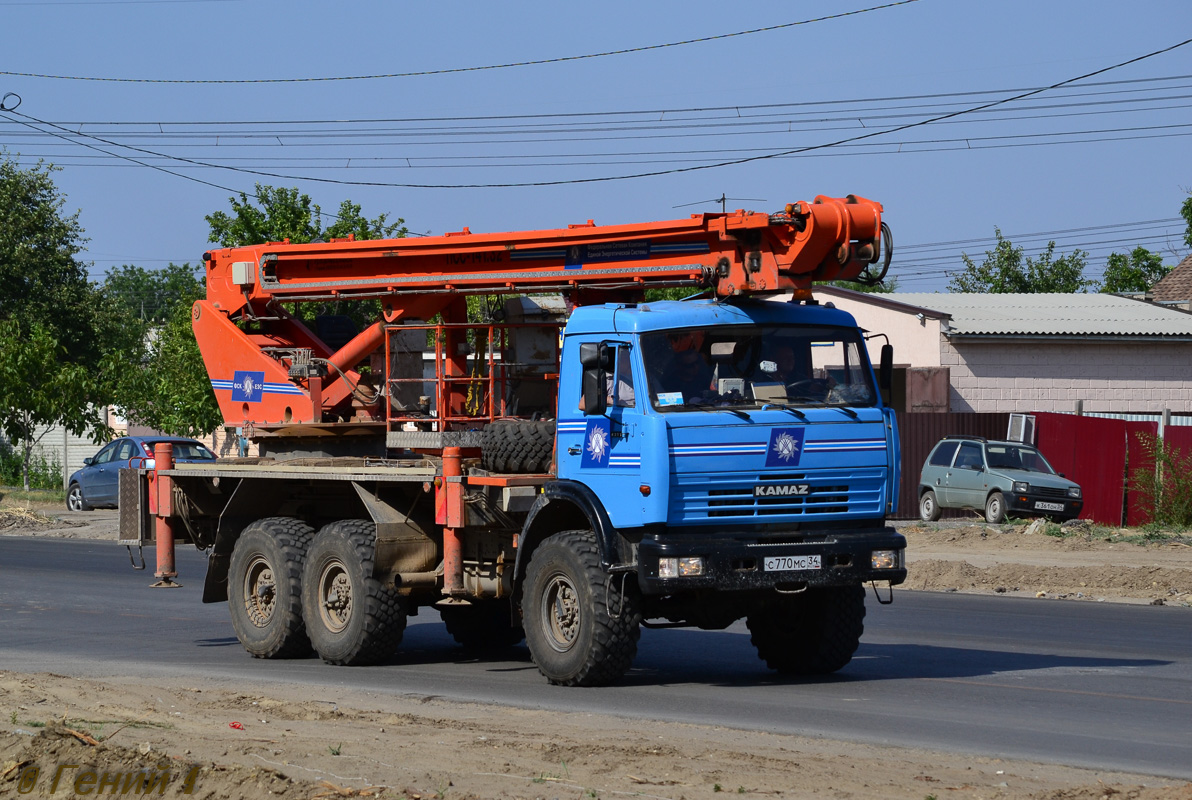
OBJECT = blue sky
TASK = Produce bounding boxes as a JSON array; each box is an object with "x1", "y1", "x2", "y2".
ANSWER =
[{"x1": 1, "y1": 0, "x2": 1189, "y2": 292}]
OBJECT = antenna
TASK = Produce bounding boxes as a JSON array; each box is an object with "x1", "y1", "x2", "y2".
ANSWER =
[{"x1": 673, "y1": 193, "x2": 768, "y2": 213}]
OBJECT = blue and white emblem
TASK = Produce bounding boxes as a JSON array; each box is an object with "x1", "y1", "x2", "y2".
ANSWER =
[
  {"x1": 580, "y1": 419, "x2": 612, "y2": 468},
  {"x1": 232, "y1": 370, "x2": 266, "y2": 402},
  {"x1": 765, "y1": 427, "x2": 806, "y2": 467}
]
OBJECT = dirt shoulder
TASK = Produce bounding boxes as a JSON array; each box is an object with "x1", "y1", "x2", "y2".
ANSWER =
[
  {"x1": 897, "y1": 519, "x2": 1192, "y2": 606},
  {"x1": 3, "y1": 672, "x2": 1190, "y2": 800}
]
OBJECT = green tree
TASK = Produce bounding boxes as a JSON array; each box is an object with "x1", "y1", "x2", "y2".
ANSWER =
[
  {"x1": 0, "y1": 320, "x2": 103, "y2": 490},
  {"x1": 1181, "y1": 193, "x2": 1192, "y2": 250},
  {"x1": 0, "y1": 154, "x2": 122, "y2": 485},
  {"x1": 949, "y1": 228, "x2": 1092, "y2": 293},
  {"x1": 206, "y1": 184, "x2": 407, "y2": 248},
  {"x1": 0, "y1": 155, "x2": 96, "y2": 360},
  {"x1": 102, "y1": 262, "x2": 204, "y2": 323},
  {"x1": 1100, "y1": 247, "x2": 1170, "y2": 294},
  {"x1": 104, "y1": 264, "x2": 221, "y2": 438},
  {"x1": 115, "y1": 297, "x2": 223, "y2": 438}
]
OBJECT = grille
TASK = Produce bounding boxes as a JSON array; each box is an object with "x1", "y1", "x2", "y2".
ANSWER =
[
  {"x1": 673, "y1": 469, "x2": 884, "y2": 522},
  {"x1": 1034, "y1": 485, "x2": 1070, "y2": 499}
]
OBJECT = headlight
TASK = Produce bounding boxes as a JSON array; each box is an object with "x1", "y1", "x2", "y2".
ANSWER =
[
  {"x1": 871, "y1": 550, "x2": 900, "y2": 570},
  {"x1": 658, "y1": 557, "x2": 705, "y2": 578},
  {"x1": 1013, "y1": 481, "x2": 1029, "y2": 494},
  {"x1": 1067, "y1": 486, "x2": 1082, "y2": 498}
]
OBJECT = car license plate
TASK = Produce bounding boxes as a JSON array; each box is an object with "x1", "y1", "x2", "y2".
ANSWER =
[
  {"x1": 1034, "y1": 501, "x2": 1065, "y2": 512},
  {"x1": 763, "y1": 555, "x2": 822, "y2": 572}
]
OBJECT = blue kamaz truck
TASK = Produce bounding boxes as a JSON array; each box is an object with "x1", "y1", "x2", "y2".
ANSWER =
[{"x1": 120, "y1": 197, "x2": 906, "y2": 686}]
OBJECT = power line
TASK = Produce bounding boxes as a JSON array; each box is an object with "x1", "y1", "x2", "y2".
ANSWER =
[
  {"x1": 12, "y1": 123, "x2": 1191, "y2": 173},
  {"x1": 6, "y1": 37, "x2": 1191, "y2": 190},
  {"x1": 10, "y1": 73, "x2": 1187, "y2": 129},
  {"x1": 0, "y1": 1, "x2": 919, "y2": 84}
]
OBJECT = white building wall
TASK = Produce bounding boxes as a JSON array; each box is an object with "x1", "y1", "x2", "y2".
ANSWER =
[
  {"x1": 945, "y1": 339, "x2": 1192, "y2": 414},
  {"x1": 791, "y1": 291, "x2": 945, "y2": 367}
]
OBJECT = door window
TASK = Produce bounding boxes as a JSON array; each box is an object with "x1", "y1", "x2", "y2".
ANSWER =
[
  {"x1": 92, "y1": 443, "x2": 118, "y2": 464},
  {"x1": 929, "y1": 441, "x2": 959, "y2": 467},
  {"x1": 114, "y1": 440, "x2": 135, "y2": 462},
  {"x1": 954, "y1": 442, "x2": 984, "y2": 470}
]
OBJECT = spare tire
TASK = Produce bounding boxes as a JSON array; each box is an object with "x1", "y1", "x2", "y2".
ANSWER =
[{"x1": 481, "y1": 420, "x2": 554, "y2": 474}]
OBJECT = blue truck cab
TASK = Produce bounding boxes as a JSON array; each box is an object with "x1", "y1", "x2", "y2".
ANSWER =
[{"x1": 520, "y1": 296, "x2": 905, "y2": 680}]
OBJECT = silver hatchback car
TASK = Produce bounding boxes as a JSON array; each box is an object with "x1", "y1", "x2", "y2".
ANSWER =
[{"x1": 918, "y1": 436, "x2": 1083, "y2": 523}]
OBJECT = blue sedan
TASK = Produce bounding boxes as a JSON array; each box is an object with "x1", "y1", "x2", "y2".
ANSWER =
[{"x1": 66, "y1": 436, "x2": 216, "y2": 511}]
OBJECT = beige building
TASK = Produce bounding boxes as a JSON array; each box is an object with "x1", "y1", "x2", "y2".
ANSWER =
[{"x1": 811, "y1": 287, "x2": 1192, "y2": 416}]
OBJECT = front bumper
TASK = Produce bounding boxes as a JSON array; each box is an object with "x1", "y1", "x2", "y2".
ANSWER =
[
  {"x1": 635, "y1": 526, "x2": 907, "y2": 595},
  {"x1": 1006, "y1": 492, "x2": 1083, "y2": 520}
]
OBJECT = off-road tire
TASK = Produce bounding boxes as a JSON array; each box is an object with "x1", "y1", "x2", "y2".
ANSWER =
[
  {"x1": 481, "y1": 420, "x2": 554, "y2": 474},
  {"x1": 919, "y1": 489, "x2": 942, "y2": 522},
  {"x1": 302, "y1": 519, "x2": 407, "y2": 666},
  {"x1": 746, "y1": 584, "x2": 866, "y2": 675},
  {"x1": 985, "y1": 491, "x2": 1007, "y2": 524},
  {"x1": 227, "y1": 517, "x2": 314, "y2": 659},
  {"x1": 440, "y1": 600, "x2": 525, "y2": 649},
  {"x1": 523, "y1": 529, "x2": 641, "y2": 686},
  {"x1": 66, "y1": 483, "x2": 91, "y2": 512}
]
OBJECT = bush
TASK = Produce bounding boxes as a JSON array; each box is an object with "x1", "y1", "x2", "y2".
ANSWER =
[
  {"x1": 1130, "y1": 433, "x2": 1192, "y2": 527},
  {"x1": 0, "y1": 440, "x2": 63, "y2": 491}
]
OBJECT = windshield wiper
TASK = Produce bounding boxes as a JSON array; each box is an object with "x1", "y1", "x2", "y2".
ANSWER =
[
  {"x1": 760, "y1": 403, "x2": 807, "y2": 419},
  {"x1": 685, "y1": 402, "x2": 751, "y2": 419}
]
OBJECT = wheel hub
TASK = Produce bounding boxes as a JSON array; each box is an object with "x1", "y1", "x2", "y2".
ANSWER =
[
  {"x1": 318, "y1": 562, "x2": 353, "y2": 633},
  {"x1": 542, "y1": 573, "x2": 580, "y2": 652},
  {"x1": 243, "y1": 556, "x2": 276, "y2": 628}
]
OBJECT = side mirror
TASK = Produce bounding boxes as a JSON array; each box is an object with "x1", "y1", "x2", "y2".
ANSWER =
[
  {"x1": 879, "y1": 344, "x2": 893, "y2": 391},
  {"x1": 83, "y1": 457, "x2": 94, "y2": 466}
]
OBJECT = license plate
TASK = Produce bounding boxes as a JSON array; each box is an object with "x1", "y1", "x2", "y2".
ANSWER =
[
  {"x1": 1034, "y1": 501, "x2": 1065, "y2": 512},
  {"x1": 763, "y1": 554, "x2": 822, "y2": 572}
]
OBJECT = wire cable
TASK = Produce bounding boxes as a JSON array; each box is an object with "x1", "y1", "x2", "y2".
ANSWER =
[
  {"x1": 0, "y1": 1, "x2": 920, "y2": 84},
  {"x1": 8, "y1": 35, "x2": 1187, "y2": 190}
]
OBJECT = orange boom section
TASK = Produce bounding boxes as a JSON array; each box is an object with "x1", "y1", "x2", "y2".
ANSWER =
[{"x1": 194, "y1": 195, "x2": 888, "y2": 431}]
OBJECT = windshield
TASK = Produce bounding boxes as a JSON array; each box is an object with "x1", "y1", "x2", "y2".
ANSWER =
[
  {"x1": 641, "y1": 324, "x2": 877, "y2": 411},
  {"x1": 985, "y1": 443, "x2": 1056, "y2": 474}
]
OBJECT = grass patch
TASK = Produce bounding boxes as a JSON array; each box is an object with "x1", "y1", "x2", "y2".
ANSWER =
[{"x1": 0, "y1": 487, "x2": 66, "y2": 508}]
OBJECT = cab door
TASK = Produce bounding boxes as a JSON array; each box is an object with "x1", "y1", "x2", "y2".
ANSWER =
[{"x1": 560, "y1": 343, "x2": 647, "y2": 528}]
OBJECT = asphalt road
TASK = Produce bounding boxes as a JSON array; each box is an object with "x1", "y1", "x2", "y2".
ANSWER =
[{"x1": 3, "y1": 536, "x2": 1191, "y2": 779}]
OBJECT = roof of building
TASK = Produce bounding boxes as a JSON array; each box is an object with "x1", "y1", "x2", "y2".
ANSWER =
[
  {"x1": 876, "y1": 292, "x2": 1192, "y2": 337},
  {"x1": 1152, "y1": 253, "x2": 1192, "y2": 302}
]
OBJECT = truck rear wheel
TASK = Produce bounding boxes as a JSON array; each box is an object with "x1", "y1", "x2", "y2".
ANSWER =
[
  {"x1": 302, "y1": 520, "x2": 407, "y2": 666},
  {"x1": 481, "y1": 420, "x2": 554, "y2": 474},
  {"x1": 440, "y1": 600, "x2": 525, "y2": 649},
  {"x1": 227, "y1": 517, "x2": 314, "y2": 659},
  {"x1": 522, "y1": 529, "x2": 641, "y2": 686},
  {"x1": 746, "y1": 584, "x2": 866, "y2": 675}
]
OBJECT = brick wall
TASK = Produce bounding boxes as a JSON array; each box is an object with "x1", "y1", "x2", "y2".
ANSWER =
[{"x1": 945, "y1": 339, "x2": 1192, "y2": 414}]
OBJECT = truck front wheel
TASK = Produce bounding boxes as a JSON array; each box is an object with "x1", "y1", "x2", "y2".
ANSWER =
[
  {"x1": 227, "y1": 517, "x2": 314, "y2": 659},
  {"x1": 302, "y1": 520, "x2": 407, "y2": 666},
  {"x1": 747, "y1": 584, "x2": 866, "y2": 675},
  {"x1": 523, "y1": 529, "x2": 641, "y2": 686}
]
